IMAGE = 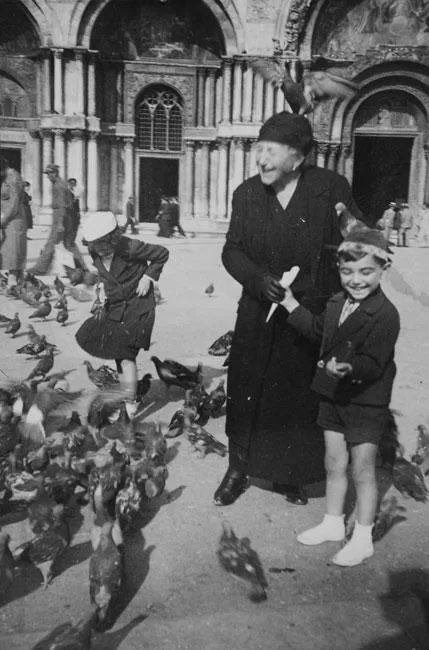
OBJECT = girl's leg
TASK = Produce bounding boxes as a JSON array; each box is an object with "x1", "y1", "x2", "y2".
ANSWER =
[
  {"x1": 119, "y1": 358, "x2": 137, "y2": 398},
  {"x1": 332, "y1": 442, "x2": 378, "y2": 566},
  {"x1": 297, "y1": 430, "x2": 348, "y2": 546}
]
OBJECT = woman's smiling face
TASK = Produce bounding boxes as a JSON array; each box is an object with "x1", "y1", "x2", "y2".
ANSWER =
[
  {"x1": 338, "y1": 253, "x2": 386, "y2": 301},
  {"x1": 255, "y1": 141, "x2": 304, "y2": 187}
]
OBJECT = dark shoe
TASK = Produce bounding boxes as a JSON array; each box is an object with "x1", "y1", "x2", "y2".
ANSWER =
[
  {"x1": 273, "y1": 483, "x2": 308, "y2": 506},
  {"x1": 214, "y1": 468, "x2": 249, "y2": 506}
]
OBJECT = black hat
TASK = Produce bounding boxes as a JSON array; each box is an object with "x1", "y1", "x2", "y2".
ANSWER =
[{"x1": 258, "y1": 111, "x2": 313, "y2": 155}]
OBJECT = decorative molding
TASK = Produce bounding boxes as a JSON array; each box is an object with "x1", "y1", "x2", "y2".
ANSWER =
[
  {"x1": 351, "y1": 46, "x2": 429, "y2": 76},
  {"x1": 283, "y1": 0, "x2": 314, "y2": 54}
]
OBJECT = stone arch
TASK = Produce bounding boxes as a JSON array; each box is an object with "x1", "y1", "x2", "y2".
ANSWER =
[
  {"x1": 70, "y1": 0, "x2": 244, "y2": 54},
  {"x1": 275, "y1": 0, "x2": 319, "y2": 54},
  {"x1": 3, "y1": 0, "x2": 56, "y2": 47},
  {"x1": 0, "y1": 63, "x2": 38, "y2": 116}
]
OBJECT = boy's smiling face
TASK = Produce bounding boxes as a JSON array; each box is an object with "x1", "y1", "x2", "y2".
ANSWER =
[{"x1": 338, "y1": 253, "x2": 386, "y2": 302}]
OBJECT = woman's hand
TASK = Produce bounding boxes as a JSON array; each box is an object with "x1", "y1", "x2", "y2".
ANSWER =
[
  {"x1": 325, "y1": 357, "x2": 352, "y2": 379},
  {"x1": 258, "y1": 274, "x2": 286, "y2": 302},
  {"x1": 136, "y1": 275, "x2": 152, "y2": 297}
]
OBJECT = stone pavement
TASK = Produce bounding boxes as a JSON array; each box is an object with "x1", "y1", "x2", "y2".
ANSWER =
[{"x1": 0, "y1": 229, "x2": 429, "y2": 649}]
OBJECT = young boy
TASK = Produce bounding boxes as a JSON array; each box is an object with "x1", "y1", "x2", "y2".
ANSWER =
[{"x1": 280, "y1": 227, "x2": 400, "y2": 567}]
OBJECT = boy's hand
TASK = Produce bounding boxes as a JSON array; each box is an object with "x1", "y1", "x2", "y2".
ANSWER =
[
  {"x1": 325, "y1": 357, "x2": 352, "y2": 378},
  {"x1": 136, "y1": 275, "x2": 152, "y2": 297},
  {"x1": 280, "y1": 285, "x2": 300, "y2": 313}
]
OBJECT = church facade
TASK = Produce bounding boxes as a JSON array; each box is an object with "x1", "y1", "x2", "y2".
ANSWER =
[{"x1": 1, "y1": 0, "x2": 429, "y2": 233}]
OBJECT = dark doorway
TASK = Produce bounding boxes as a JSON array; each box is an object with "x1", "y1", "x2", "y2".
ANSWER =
[
  {"x1": 139, "y1": 157, "x2": 179, "y2": 222},
  {"x1": 0, "y1": 147, "x2": 21, "y2": 172},
  {"x1": 352, "y1": 136, "x2": 413, "y2": 225}
]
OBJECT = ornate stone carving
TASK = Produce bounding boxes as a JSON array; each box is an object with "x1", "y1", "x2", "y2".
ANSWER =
[
  {"x1": 315, "y1": 141, "x2": 330, "y2": 156},
  {"x1": 350, "y1": 46, "x2": 429, "y2": 76},
  {"x1": 283, "y1": 0, "x2": 314, "y2": 54},
  {"x1": 69, "y1": 129, "x2": 85, "y2": 140},
  {"x1": 124, "y1": 70, "x2": 195, "y2": 126}
]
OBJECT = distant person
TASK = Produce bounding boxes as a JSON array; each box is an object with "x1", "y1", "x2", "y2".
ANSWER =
[
  {"x1": 376, "y1": 202, "x2": 396, "y2": 244},
  {"x1": 156, "y1": 196, "x2": 186, "y2": 238},
  {"x1": 281, "y1": 228, "x2": 399, "y2": 566},
  {"x1": 63, "y1": 177, "x2": 88, "y2": 271},
  {"x1": 123, "y1": 196, "x2": 138, "y2": 234},
  {"x1": 0, "y1": 157, "x2": 27, "y2": 287},
  {"x1": 23, "y1": 181, "x2": 34, "y2": 234},
  {"x1": 28, "y1": 164, "x2": 70, "y2": 275},
  {"x1": 397, "y1": 202, "x2": 413, "y2": 247}
]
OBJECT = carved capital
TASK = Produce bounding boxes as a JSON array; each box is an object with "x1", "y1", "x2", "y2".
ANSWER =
[
  {"x1": 123, "y1": 137, "x2": 134, "y2": 147},
  {"x1": 70, "y1": 129, "x2": 85, "y2": 140},
  {"x1": 29, "y1": 129, "x2": 41, "y2": 139},
  {"x1": 52, "y1": 128, "x2": 66, "y2": 138},
  {"x1": 184, "y1": 139, "x2": 196, "y2": 151},
  {"x1": 88, "y1": 131, "x2": 99, "y2": 141},
  {"x1": 329, "y1": 143, "x2": 341, "y2": 157},
  {"x1": 342, "y1": 143, "x2": 352, "y2": 158},
  {"x1": 233, "y1": 137, "x2": 245, "y2": 148},
  {"x1": 52, "y1": 48, "x2": 64, "y2": 59},
  {"x1": 40, "y1": 128, "x2": 53, "y2": 139},
  {"x1": 316, "y1": 141, "x2": 330, "y2": 155},
  {"x1": 217, "y1": 138, "x2": 230, "y2": 150}
]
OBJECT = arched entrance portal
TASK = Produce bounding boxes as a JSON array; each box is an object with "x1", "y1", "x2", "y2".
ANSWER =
[
  {"x1": 135, "y1": 85, "x2": 183, "y2": 222},
  {"x1": 351, "y1": 91, "x2": 425, "y2": 224}
]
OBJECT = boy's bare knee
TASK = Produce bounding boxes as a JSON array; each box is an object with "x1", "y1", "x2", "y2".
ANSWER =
[{"x1": 325, "y1": 453, "x2": 348, "y2": 476}]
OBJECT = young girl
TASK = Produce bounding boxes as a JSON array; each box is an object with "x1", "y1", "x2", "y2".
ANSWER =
[
  {"x1": 75, "y1": 211, "x2": 169, "y2": 397},
  {"x1": 280, "y1": 228, "x2": 400, "y2": 566}
]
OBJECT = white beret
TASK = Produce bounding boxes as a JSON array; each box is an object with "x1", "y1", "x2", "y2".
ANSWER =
[{"x1": 81, "y1": 212, "x2": 117, "y2": 242}]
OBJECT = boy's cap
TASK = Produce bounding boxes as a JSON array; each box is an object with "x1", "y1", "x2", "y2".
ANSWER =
[
  {"x1": 81, "y1": 211, "x2": 117, "y2": 242},
  {"x1": 43, "y1": 163, "x2": 59, "y2": 174},
  {"x1": 338, "y1": 226, "x2": 392, "y2": 263}
]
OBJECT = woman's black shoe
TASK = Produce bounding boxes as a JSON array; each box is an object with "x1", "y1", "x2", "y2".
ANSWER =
[
  {"x1": 273, "y1": 483, "x2": 308, "y2": 506},
  {"x1": 214, "y1": 468, "x2": 249, "y2": 506}
]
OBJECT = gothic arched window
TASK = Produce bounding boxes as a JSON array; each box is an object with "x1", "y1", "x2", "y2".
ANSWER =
[{"x1": 136, "y1": 86, "x2": 183, "y2": 152}]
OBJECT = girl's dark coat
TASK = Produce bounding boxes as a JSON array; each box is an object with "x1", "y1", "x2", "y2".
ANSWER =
[{"x1": 223, "y1": 167, "x2": 360, "y2": 485}]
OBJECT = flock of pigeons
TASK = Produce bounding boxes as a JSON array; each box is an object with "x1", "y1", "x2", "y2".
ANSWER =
[{"x1": 0, "y1": 265, "x2": 429, "y2": 647}]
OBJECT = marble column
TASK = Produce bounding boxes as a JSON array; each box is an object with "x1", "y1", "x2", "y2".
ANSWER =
[
  {"x1": 41, "y1": 130, "x2": 53, "y2": 207},
  {"x1": 197, "y1": 69, "x2": 205, "y2": 126},
  {"x1": 74, "y1": 49, "x2": 85, "y2": 115},
  {"x1": 87, "y1": 51, "x2": 97, "y2": 117},
  {"x1": 124, "y1": 138, "x2": 134, "y2": 204},
  {"x1": 316, "y1": 142, "x2": 329, "y2": 168},
  {"x1": 217, "y1": 138, "x2": 229, "y2": 219},
  {"x1": 184, "y1": 140, "x2": 195, "y2": 219},
  {"x1": 110, "y1": 138, "x2": 118, "y2": 213},
  {"x1": 233, "y1": 138, "x2": 245, "y2": 191},
  {"x1": 242, "y1": 63, "x2": 253, "y2": 123},
  {"x1": 209, "y1": 143, "x2": 219, "y2": 219},
  {"x1": 253, "y1": 74, "x2": 264, "y2": 123},
  {"x1": 248, "y1": 138, "x2": 258, "y2": 177},
  {"x1": 30, "y1": 131, "x2": 42, "y2": 216},
  {"x1": 424, "y1": 145, "x2": 429, "y2": 206},
  {"x1": 221, "y1": 59, "x2": 232, "y2": 124},
  {"x1": 338, "y1": 143, "x2": 347, "y2": 176},
  {"x1": 68, "y1": 129, "x2": 85, "y2": 197},
  {"x1": 263, "y1": 81, "x2": 274, "y2": 121},
  {"x1": 53, "y1": 49, "x2": 63, "y2": 114},
  {"x1": 116, "y1": 67, "x2": 124, "y2": 123},
  {"x1": 42, "y1": 49, "x2": 51, "y2": 113},
  {"x1": 87, "y1": 132, "x2": 99, "y2": 212},
  {"x1": 205, "y1": 70, "x2": 216, "y2": 127},
  {"x1": 199, "y1": 142, "x2": 210, "y2": 219},
  {"x1": 53, "y1": 129, "x2": 66, "y2": 178},
  {"x1": 327, "y1": 143, "x2": 340, "y2": 172},
  {"x1": 215, "y1": 72, "x2": 222, "y2": 126},
  {"x1": 343, "y1": 144, "x2": 353, "y2": 184},
  {"x1": 232, "y1": 60, "x2": 243, "y2": 123}
]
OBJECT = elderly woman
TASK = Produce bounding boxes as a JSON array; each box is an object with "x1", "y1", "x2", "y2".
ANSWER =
[
  {"x1": 214, "y1": 112, "x2": 362, "y2": 507},
  {"x1": 0, "y1": 157, "x2": 27, "y2": 287}
]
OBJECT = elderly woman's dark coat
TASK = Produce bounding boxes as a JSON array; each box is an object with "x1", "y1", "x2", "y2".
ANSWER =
[{"x1": 223, "y1": 165, "x2": 360, "y2": 485}]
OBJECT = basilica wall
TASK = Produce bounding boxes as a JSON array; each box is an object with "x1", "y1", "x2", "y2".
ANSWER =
[{"x1": 0, "y1": 0, "x2": 428, "y2": 238}]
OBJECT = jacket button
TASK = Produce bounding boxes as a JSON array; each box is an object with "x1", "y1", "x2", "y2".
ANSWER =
[{"x1": 317, "y1": 360, "x2": 325, "y2": 368}]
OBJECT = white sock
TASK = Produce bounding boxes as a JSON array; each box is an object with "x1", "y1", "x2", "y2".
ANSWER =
[
  {"x1": 331, "y1": 521, "x2": 374, "y2": 567},
  {"x1": 297, "y1": 513, "x2": 345, "y2": 546}
]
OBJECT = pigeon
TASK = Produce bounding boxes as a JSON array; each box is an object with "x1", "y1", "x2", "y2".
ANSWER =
[
  {"x1": 16, "y1": 336, "x2": 49, "y2": 357},
  {"x1": 26, "y1": 348, "x2": 55, "y2": 381},
  {"x1": 412, "y1": 424, "x2": 429, "y2": 473},
  {"x1": 372, "y1": 496, "x2": 407, "y2": 543},
  {"x1": 186, "y1": 421, "x2": 227, "y2": 457},
  {"x1": 207, "y1": 379, "x2": 227, "y2": 417},
  {"x1": 208, "y1": 330, "x2": 234, "y2": 356},
  {"x1": 0, "y1": 532, "x2": 14, "y2": 599},
  {"x1": 151, "y1": 356, "x2": 203, "y2": 391},
  {"x1": 29, "y1": 297, "x2": 52, "y2": 321},
  {"x1": 205, "y1": 282, "x2": 215, "y2": 297},
  {"x1": 217, "y1": 522, "x2": 268, "y2": 602},
  {"x1": 249, "y1": 54, "x2": 360, "y2": 116},
  {"x1": 90, "y1": 284, "x2": 104, "y2": 319},
  {"x1": 392, "y1": 457, "x2": 428, "y2": 502},
  {"x1": 54, "y1": 294, "x2": 68, "y2": 310},
  {"x1": 335, "y1": 203, "x2": 369, "y2": 237},
  {"x1": 56, "y1": 306, "x2": 69, "y2": 326},
  {"x1": 54, "y1": 276, "x2": 65, "y2": 296},
  {"x1": 83, "y1": 361, "x2": 120, "y2": 390},
  {"x1": 89, "y1": 519, "x2": 123, "y2": 630},
  {"x1": 5, "y1": 313, "x2": 21, "y2": 337}
]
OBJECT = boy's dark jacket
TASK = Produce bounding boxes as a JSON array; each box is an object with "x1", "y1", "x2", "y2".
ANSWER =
[
  {"x1": 287, "y1": 287, "x2": 400, "y2": 405},
  {"x1": 91, "y1": 236, "x2": 169, "y2": 322}
]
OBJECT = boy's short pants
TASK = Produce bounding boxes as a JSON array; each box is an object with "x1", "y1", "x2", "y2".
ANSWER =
[{"x1": 317, "y1": 399, "x2": 389, "y2": 445}]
